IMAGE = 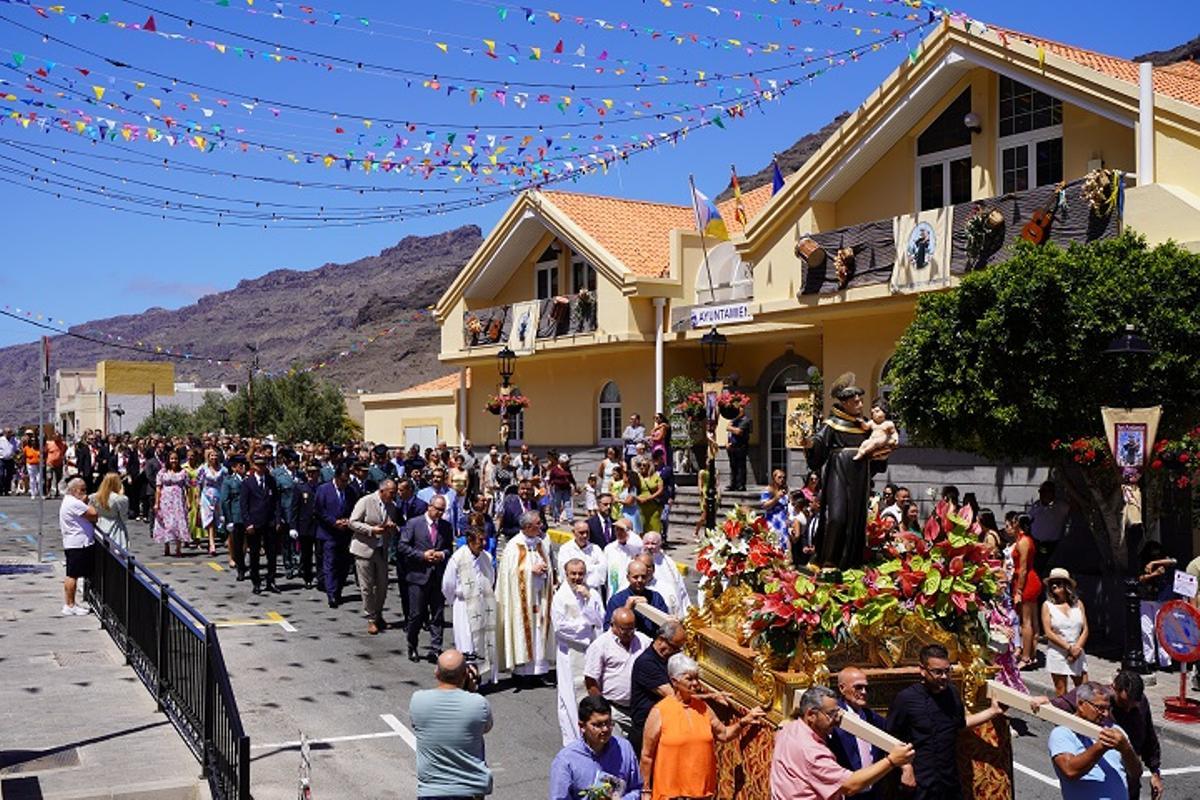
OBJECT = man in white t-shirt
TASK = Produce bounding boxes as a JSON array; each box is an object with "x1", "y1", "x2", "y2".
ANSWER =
[
  {"x1": 1029, "y1": 480, "x2": 1071, "y2": 573},
  {"x1": 59, "y1": 476, "x2": 98, "y2": 616}
]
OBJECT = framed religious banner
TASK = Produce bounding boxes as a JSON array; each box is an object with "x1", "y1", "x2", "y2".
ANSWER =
[
  {"x1": 702, "y1": 381, "x2": 724, "y2": 424},
  {"x1": 508, "y1": 300, "x2": 540, "y2": 355},
  {"x1": 1114, "y1": 423, "x2": 1148, "y2": 469}
]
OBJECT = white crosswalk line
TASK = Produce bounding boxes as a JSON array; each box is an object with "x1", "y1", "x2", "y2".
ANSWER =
[
  {"x1": 380, "y1": 713, "x2": 417, "y2": 751},
  {"x1": 1013, "y1": 760, "x2": 1059, "y2": 788}
]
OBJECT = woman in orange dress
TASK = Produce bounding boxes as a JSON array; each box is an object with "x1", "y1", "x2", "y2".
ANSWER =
[{"x1": 639, "y1": 654, "x2": 766, "y2": 800}]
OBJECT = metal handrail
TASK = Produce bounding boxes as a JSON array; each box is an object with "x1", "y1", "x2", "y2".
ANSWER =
[{"x1": 85, "y1": 533, "x2": 251, "y2": 800}]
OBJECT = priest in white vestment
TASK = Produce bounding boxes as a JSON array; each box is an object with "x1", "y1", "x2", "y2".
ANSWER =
[
  {"x1": 441, "y1": 528, "x2": 498, "y2": 685},
  {"x1": 603, "y1": 518, "x2": 643, "y2": 599},
  {"x1": 640, "y1": 532, "x2": 692, "y2": 617},
  {"x1": 557, "y1": 519, "x2": 607, "y2": 598},
  {"x1": 496, "y1": 509, "x2": 555, "y2": 677},
  {"x1": 551, "y1": 558, "x2": 604, "y2": 745}
]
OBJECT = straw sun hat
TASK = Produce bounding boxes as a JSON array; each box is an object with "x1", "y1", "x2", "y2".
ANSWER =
[{"x1": 1046, "y1": 567, "x2": 1077, "y2": 588}]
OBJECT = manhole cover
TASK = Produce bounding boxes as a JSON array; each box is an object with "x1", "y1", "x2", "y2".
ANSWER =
[
  {"x1": 51, "y1": 650, "x2": 116, "y2": 668},
  {"x1": 0, "y1": 565, "x2": 52, "y2": 575},
  {"x1": 0, "y1": 747, "x2": 81, "y2": 775}
]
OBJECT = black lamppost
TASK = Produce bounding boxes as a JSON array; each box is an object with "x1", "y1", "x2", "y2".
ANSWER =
[
  {"x1": 700, "y1": 326, "x2": 728, "y2": 529},
  {"x1": 111, "y1": 406, "x2": 125, "y2": 434},
  {"x1": 1104, "y1": 323, "x2": 1156, "y2": 674},
  {"x1": 497, "y1": 346, "x2": 518, "y2": 449}
]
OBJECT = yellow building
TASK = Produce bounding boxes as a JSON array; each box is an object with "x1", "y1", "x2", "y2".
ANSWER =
[{"x1": 365, "y1": 21, "x2": 1200, "y2": 495}]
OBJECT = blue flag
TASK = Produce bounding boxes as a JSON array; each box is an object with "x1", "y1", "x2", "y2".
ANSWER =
[{"x1": 772, "y1": 160, "x2": 784, "y2": 195}]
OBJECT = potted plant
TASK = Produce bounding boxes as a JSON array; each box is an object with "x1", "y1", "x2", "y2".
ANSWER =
[
  {"x1": 485, "y1": 393, "x2": 530, "y2": 416},
  {"x1": 573, "y1": 288, "x2": 597, "y2": 330},
  {"x1": 717, "y1": 390, "x2": 751, "y2": 420}
]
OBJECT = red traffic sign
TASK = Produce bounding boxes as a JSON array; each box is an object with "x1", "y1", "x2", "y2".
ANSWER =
[{"x1": 1156, "y1": 600, "x2": 1200, "y2": 664}]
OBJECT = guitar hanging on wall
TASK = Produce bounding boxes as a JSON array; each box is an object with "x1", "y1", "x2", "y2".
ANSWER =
[{"x1": 1020, "y1": 181, "x2": 1067, "y2": 245}]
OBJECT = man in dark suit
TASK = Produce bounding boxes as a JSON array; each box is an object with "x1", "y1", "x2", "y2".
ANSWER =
[
  {"x1": 314, "y1": 467, "x2": 355, "y2": 607},
  {"x1": 239, "y1": 454, "x2": 280, "y2": 595},
  {"x1": 76, "y1": 434, "x2": 95, "y2": 492},
  {"x1": 391, "y1": 478, "x2": 427, "y2": 625},
  {"x1": 587, "y1": 492, "x2": 616, "y2": 548},
  {"x1": 396, "y1": 494, "x2": 453, "y2": 662},
  {"x1": 499, "y1": 479, "x2": 541, "y2": 539},
  {"x1": 293, "y1": 463, "x2": 323, "y2": 590},
  {"x1": 827, "y1": 666, "x2": 888, "y2": 800}
]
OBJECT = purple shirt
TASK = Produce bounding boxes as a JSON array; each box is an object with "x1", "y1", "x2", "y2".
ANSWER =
[{"x1": 548, "y1": 735, "x2": 643, "y2": 800}]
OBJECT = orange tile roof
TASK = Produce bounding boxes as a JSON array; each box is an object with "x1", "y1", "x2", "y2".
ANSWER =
[
  {"x1": 399, "y1": 368, "x2": 470, "y2": 394},
  {"x1": 990, "y1": 26, "x2": 1200, "y2": 107},
  {"x1": 540, "y1": 190, "x2": 694, "y2": 277},
  {"x1": 541, "y1": 185, "x2": 773, "y2": 277}
]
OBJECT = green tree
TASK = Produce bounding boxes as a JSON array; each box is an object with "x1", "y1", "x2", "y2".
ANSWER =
[
  {"x1": 135, "y1": 406, "x2": 195, "y2": 437},
  {"x1": 225, "y1": 371, "x2": 357, "y2": 442},
  {"x1": 889, "y1": 233, "x2": 1200, "y2": 565},
  {"x1": 190, "y1": 392, "x2": 231, "y2": 434},
  {"x1": 890, "y1": 234, "x2": 1200, "y2": 457}
]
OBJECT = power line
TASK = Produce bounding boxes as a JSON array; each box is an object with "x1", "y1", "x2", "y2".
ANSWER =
[{"x1": 0, "y1": 307, "x2": 237, "y2": 362}]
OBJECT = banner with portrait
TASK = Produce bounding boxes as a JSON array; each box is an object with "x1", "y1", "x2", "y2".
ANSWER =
[
  {"x1": 508, "y1": 300, "x2": 540, "y2": 355},
  {"x1": 891, "y1": 207, "x2": 952, "y2": 294},
  {"x1": 1101, "y1": 406, "x2": 1161, "y2": 471}
]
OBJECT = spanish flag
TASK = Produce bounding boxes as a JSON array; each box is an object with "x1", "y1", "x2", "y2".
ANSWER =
[
  {"x1": 690, "y1": 182, "x2": 729, "y2": 242},
  {"x1": 730, "y1": 166, "x2": 748, "y2": 227}
]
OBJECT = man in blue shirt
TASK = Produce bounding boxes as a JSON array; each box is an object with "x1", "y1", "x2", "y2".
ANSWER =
[
  {"x1": 409, "y1": 649, "x2": 493, "y2": 800},
  {"x1": 549, "y1": 695, "x2": 642, "y2": 800},
  {"x1": 827, "y1": 666, "x2": 888, "y2": 800},
  {"x1": 1049, "y1": 682, "x2": 1142, "y2": 800}
]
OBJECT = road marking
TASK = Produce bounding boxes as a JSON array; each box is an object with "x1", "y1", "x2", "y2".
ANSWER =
[
  {"x1": 1160, "y1": 766, "x2": 1200, "y2": 776},
  {"x1": 213, "y1": 616, "x2": 284, "y2": 628},
  {"x1": 266, "y1": 611, "x2": 297, "y2": 632},
  {"x1": 207, "y1": 561, "x2": 224, "y2": 572},
  {"x1": 380, "y1": 714, "x2": 417, "y2": 751},
  {"x1": 1013, "y1": 761, "x2": 1059, "y2": 788},
  {"x1": 251, "y1": 716, "x2": 413, "y2": 751}
]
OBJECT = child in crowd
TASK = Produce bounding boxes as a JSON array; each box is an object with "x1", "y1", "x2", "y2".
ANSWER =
[{"x1": 584, "y1": 473, "x2": 599, "y2": 517}]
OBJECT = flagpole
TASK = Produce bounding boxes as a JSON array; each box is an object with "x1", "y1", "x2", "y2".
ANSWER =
[{"x1": 688, "y1": 174, "x2": 718, "y2": 305}]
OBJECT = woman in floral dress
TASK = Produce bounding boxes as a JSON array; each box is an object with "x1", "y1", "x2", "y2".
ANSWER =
[
  {"x1": 182, "y1": 449, "x2": 204, "y2": 545},
  {"x1": 759, "y1": 469, "x2": 791, "y2": 550},
  {"x1": 154, "y1": 451, "x2": 189, "y2": 556},
  {"x1": 196, "y1": 449, "x2": 227, "y2": 557}
]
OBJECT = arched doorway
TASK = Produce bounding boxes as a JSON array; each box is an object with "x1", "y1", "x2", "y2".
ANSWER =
[{"x1": 765, "y1": 364, "x2": 809, "y2": 481}]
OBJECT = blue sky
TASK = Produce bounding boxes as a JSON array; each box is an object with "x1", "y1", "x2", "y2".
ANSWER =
[{"x1": 0, "y1": 0, "x2": 1195, "y2": 348}]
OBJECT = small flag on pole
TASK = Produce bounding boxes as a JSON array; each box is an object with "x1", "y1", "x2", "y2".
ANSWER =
[
  {"x1": 730, "y1": 165, "x2": 748, "y2": 227},
  {"x1": 690, "y1": 183, "x2": 730, "y2": 242},
  {"x1": 771, "y1": 157, "x2": 785, "y2": 195}
]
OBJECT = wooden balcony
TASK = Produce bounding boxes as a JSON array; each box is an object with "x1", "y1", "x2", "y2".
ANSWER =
[{"x1": 462, "y1": 291, "x2": 598, "y2": 349}]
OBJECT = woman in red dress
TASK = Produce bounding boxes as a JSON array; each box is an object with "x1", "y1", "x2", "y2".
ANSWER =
[{"x1": 1011, "y1": 514, "x2": 1043, "y2": 669}]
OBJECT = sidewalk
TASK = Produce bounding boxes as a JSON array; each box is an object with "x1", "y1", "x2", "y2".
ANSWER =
[
  {"x1": 1020, "y1": 652, "x2": 1200, "y2": 747},
  {"x1": 0, "y1": 529, "x2": 203, "y2": 800}
]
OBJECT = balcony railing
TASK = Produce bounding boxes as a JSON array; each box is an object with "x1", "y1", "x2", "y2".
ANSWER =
[{"x1": 463, "y1": 291, "x2": 598, "y2": 348}]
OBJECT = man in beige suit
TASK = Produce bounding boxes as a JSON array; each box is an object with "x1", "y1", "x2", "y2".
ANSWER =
[{"x1": 349, "y1": 478, "x2": 399, "y2": 635}]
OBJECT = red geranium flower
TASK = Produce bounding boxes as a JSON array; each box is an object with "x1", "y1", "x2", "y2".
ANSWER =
[{"x1": 1151, "y1": 459, "x2": 1164, "y2": 470}]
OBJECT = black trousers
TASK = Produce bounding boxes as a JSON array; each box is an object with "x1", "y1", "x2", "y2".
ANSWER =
[
  {"x1": 237, "y1": 526, "x2": 278, "y2": 587},
  {"x1": 0, "y1": 458, "x2": 12, "y2": 494},
  {"x1": 319, "y1": 535, "x2": 351, "y2": 602},
  {"x1": 298, "y1": 535, "x2": 319, "y2": 586},
  {"x1": 396, "y1": 561, "x2": 410, "y2": 621},
  {"x1": 277, "y1": 523, "x2": 298, "y2": 573},
  {"x1": 727, "y1": 447, "x2": 749, "y2": 490},
  {"x1": 405, "y1": 581, "x2": 444, "y2": 653}
]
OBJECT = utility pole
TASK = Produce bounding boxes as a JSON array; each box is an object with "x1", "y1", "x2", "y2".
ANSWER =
[
  {"x1": 246, "y1": 344, "x2": 260, "y2": 436},
  {"x1": 37, "y1": 337, "x2": 48, "y2": 563}
]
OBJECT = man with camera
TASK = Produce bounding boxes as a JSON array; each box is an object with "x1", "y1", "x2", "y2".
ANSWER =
[{"x1": 409, "y1": 649, "x2": 493, "y2": 800}]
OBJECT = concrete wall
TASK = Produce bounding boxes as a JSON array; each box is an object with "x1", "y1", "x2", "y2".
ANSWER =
[
  {"x1": 362, "y1": 393, "x2": 459, "y2": 448},
  {"x1": 96, "y1": 360, "x2": 175, "y2": 397}
]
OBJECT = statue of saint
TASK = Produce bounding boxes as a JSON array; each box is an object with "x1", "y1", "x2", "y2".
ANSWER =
[{"x1": 806, "y1": 373, "x2": 891, "y2": 570}]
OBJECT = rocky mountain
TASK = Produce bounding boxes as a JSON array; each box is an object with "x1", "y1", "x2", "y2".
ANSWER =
[
  {"x1": 716, "y1": 112, "x2": 851, "y2": 201},
  {"x1": 1135, "y1": 34, "x2": 1200, "y2": 66},
  {"x1": 0, "y1": 225, "x2": 482, "y2": 425}
]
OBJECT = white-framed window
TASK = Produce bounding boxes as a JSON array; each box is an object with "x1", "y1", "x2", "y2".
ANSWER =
[
  {"x1": 571, "y1": 254, "x2": 597, "y2": 294},
  {"x1": 509, "y1": 410, "x2": 525, "y2": 443},
  {"x1": 915, "y1": 89, "x2": 973, "y2": 211},
  {"x1": 535, "y1": 243, "x2": 560, "y2": 300},
  {"x1": 598, "y1": 381, "x2": 621, "y2": 443},
  {"x1": 997, "y1": 76, "x2": 1063, "y2": 194}
]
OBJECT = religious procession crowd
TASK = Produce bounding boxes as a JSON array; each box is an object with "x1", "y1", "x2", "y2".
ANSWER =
[{"x1": 34, "y1": 401, "x2": 1178, "y2": 800}]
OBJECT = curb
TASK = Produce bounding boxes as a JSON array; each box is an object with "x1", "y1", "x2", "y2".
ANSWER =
[{"x1": 1020, "y1": 674, "x2": 1200, "y2": 749}]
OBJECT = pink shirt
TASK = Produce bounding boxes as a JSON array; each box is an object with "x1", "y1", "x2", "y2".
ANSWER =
[{"x1": 770, "y1": 720, "x2": 852, "y2": 800}]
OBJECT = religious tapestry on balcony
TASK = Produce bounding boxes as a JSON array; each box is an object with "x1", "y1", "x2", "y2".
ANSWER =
[
  {"x1": 799, "y1": 218, "x2": 896, "y2": 295},
  {"x1": 508, "y1": 300, "x2": 540, "y2": 355},
  {"x1": 949, "y1": 175, "x2": 1122, "y2": 274},
  {"x1": 891, "y1": 206, "x2": 952, "y2": 294}
]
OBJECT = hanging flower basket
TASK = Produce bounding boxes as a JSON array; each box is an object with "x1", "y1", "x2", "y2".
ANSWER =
[
  {"x1": 717, "y1": 390, "x2": 750, "y2": 420},
  {"x1": 485, "y1": 393, "x2": 530, "y2": 416}
]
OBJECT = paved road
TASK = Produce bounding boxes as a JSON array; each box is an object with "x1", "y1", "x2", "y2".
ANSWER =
[{"x1": 8, "y1": 497, "x2": 1200, "y2": 800}]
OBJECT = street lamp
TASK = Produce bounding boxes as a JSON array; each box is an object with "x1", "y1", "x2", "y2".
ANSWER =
[
  {"x1": 700, "y1": 326, "x2": 728, "y2": 528},
  {"x1": 497, "y1": 346, "x2": 517, "y2": 388},
  {"x1": 1104, "y1": 323, "x2": 1157, "y2": 674},
  {"x1": 111, "y1": 405, "x2": 125, "y2": 435}
]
